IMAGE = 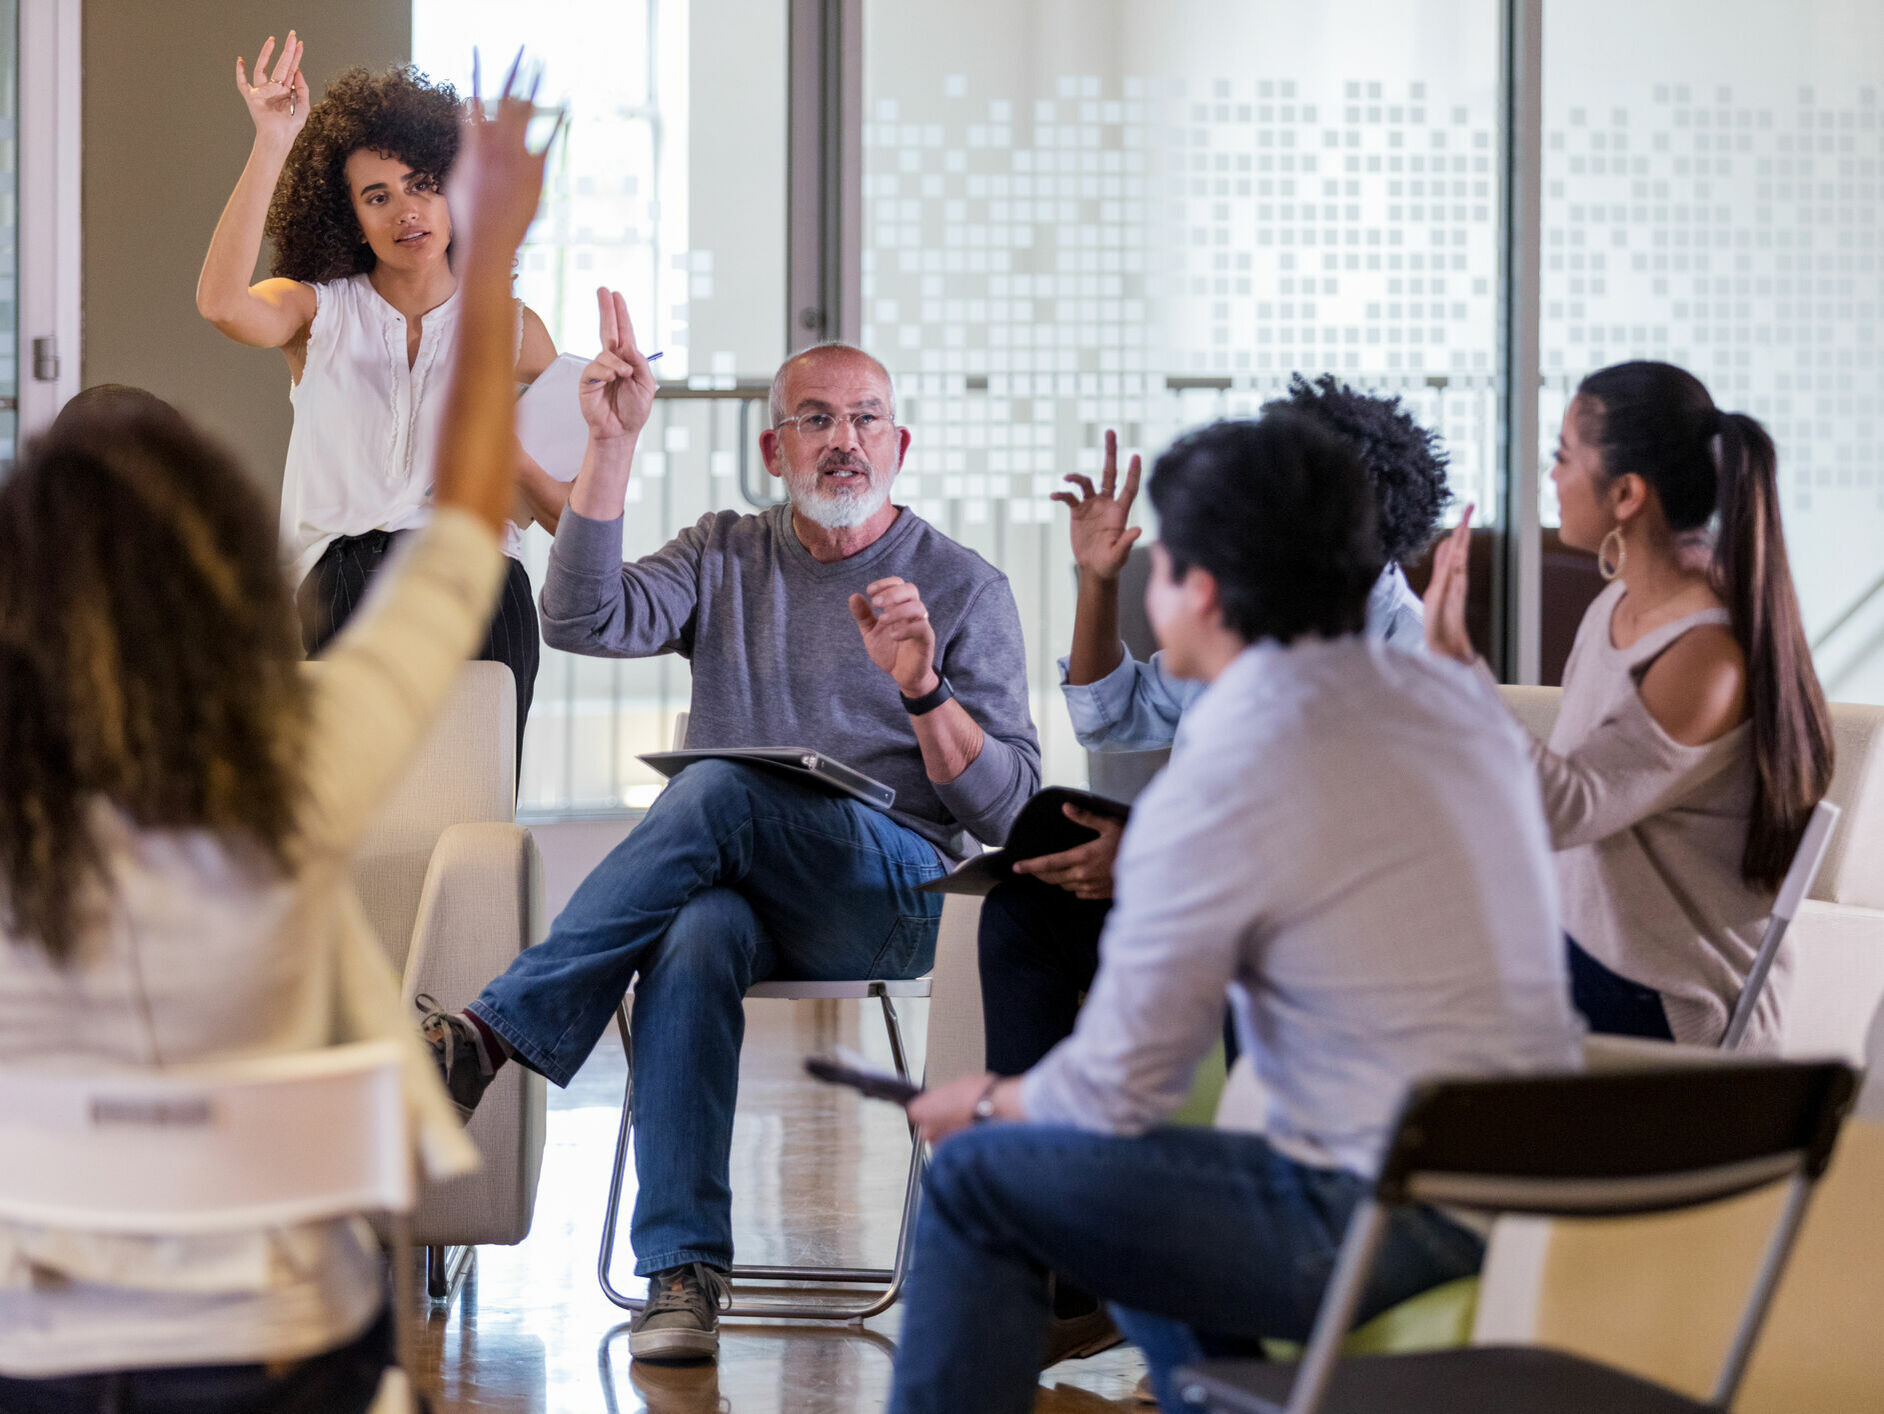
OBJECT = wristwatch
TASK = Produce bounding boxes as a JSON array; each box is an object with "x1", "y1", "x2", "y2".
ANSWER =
[
  {"x1": 972, "y1": 1076, "x2": 1002, "y2": 1124},
  {"x1": 900, "y1": 674, "x2": 955, "y2": 717}
]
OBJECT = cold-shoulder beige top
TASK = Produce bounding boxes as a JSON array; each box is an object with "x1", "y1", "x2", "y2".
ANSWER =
[{"x1": 1530, "y1": 580, "x2": 1778, "y2": 1047}]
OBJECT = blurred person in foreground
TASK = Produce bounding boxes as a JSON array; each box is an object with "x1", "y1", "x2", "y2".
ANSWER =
[{"x1": 0, "y1": 60, "x2": 552, "y2": 1413}]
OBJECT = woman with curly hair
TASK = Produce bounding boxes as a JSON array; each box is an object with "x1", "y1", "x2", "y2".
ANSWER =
[
  {"x1": 0, "y1": 72, "x2": 549, "y2": 1409},
  {"x1": 197, "y1": 31, "x2": 562, "y2": 753}
]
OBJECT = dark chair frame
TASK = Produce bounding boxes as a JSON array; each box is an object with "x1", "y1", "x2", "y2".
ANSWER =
[{"x1": 1177, "y1": 1061, "x2": 1858, "y2": 1414}]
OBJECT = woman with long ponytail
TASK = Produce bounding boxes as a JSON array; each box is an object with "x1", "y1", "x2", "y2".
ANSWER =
[{"x1": 1424, "y1": 360, "x2": 1833, "y2": 1047}]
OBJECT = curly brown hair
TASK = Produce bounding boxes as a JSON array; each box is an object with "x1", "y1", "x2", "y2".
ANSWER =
[
  {"x1": 266, "y1": 65, "x2": 462, "y2": 284},
  {"x1": 0, "y1": 391, "x2": 310, "y2": 963}
]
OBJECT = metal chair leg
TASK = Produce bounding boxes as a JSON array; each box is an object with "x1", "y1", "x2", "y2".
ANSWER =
[
  {"x1": 426, "y1": 1243, "x2": 476, "y2": 1307},
  {"x1": 596, "y1": 983, "x2": 927, "y2": 1319},
  {"x1": 597, "y1": 1001, "x2": 640, "y2": 1308}
]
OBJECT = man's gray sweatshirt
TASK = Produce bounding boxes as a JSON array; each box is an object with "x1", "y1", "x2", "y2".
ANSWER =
[{"x1": 540, "y1": 503, "x2": 1041, "y2": 857}]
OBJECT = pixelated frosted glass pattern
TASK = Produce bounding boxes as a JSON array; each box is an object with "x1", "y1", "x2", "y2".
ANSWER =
[
  {"x1": 418, "y1": 0, "x2": 789, "y2": 812},
  {"x1": 866, "y1": 1, "x2": 1504, "y2": 786},
  {"x1": 1541, "y1": 2, "x2": 1884, "y2": 704}
]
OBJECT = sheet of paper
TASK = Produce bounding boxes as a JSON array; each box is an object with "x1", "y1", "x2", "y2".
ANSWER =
[{"x1": 516, "y1": 351, "x2": 593, "y2": 483}]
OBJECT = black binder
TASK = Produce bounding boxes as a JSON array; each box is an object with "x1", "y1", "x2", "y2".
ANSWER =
[{"x1": 920, "y1": 786, "x2": 1131, "y2": 896}]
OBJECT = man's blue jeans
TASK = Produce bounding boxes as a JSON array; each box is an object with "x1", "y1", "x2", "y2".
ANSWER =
[
  {"x1": 887, "y1": 1124, "x2": 1485, "y2": 1414},
  {"x1": 468, "y1": 760, "x2": 945, "y2": 1275}
]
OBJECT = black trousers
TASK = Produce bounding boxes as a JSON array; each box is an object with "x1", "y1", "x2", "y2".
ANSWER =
[
  {"x1": 1566, "y1": 933, "x2": 1674, "y2": 1041},
  {"x1": 0, "y1": 1304, "x2": 391, "y2": 1414},
  {"x1": 977, "y1": 874, "x2": 1240, "y2": 1078},
  {"x1": 297, "y1": 529, "x2": 539, "y2": 770}
]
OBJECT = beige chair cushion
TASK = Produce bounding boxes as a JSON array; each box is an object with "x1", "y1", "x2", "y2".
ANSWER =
[
  {"x1": 352, "y1": 662, "x2": 517, "y2": 976},
  {"x1": 1819, "y1": 702, "x2": 1884, "y2": 910}
]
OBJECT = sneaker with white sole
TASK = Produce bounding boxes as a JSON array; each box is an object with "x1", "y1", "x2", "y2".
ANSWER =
[
  {"x1": 415, "y1": 994, "x2": 499, "y2": 1121},
  {"x1": 629, "y1": 1263, "x2": 732, "y2": 1362}
]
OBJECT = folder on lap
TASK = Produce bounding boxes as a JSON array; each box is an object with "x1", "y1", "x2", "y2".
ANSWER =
[
  {"x1": 920, "y1": 786, "x2": 1131, "y2": 896},
  {"x1": 639, "y1": 748, "x2": 898, "y2": 813}
]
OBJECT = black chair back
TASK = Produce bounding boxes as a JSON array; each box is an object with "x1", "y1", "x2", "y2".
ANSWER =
[{"x1": 1375, "y1": 1062, "x2": 1858, "y2": 1217}]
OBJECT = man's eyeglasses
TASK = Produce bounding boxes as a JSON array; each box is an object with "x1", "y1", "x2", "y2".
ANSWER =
[{"x1": 776, "y1": 411, "x2": 895, "y2": 442}]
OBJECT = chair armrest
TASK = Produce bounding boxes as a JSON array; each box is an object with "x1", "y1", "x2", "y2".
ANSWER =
[
  {"x1": 400, "y1": 822, "x2": 545, "y2": 1012},
  {"x1": 400, "y1": 822, "x2": 548, "y2": 1248}
]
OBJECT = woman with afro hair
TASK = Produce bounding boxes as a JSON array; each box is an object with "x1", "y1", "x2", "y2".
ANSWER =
[{"x1": 198, "y1": 32, "x2": 563, "y2": 753}]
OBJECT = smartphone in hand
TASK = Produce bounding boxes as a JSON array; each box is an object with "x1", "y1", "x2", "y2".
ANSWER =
[{"x1": 804, "y1": 1053, "x2": 922, "y2": 1106}]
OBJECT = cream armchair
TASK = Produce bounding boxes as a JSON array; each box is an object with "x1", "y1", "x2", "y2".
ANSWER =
[{"x1": 318, "y1": 660, "x2": 548, "y2": 1302}]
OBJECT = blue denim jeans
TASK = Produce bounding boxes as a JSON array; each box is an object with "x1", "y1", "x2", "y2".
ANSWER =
[
  {"x1": 469, "y1": 760, "x2": 945, "y2": 1274},
  {"x1": 887, "y1": 1124, "x2": 1485, "y2": 1414}
]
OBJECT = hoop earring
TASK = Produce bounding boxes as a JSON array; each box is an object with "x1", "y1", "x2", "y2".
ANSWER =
[{"x1": 1597, "y1": 527, "x2": 1626, "y2": 581}]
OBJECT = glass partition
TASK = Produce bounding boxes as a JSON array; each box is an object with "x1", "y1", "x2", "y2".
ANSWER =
[
  {"x1": 862, "y1": 0, "x2": 1506, "y2": 783},
  {"x1": 1540, "y1": 1, "x2": 1884, "y2": 698},
  {"x1": 415, "y1": 0, "x2": 789, "y2": 811}
]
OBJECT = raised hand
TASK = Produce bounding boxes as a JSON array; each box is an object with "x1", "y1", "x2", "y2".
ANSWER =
[
  {"x1": 1051, "y1": 429, "x2": 1143, "y2": 582},
  {"x1": 579, "y1": 287, "x2": 658, "y2": 443},
  {"x1": 849, "y1": 578, "x2": 938, "y2": 697},
  {"x1": 1422, "y1": 504, "x2": 1477, "y2": 663},
  {"x1": 447, "y1": 49, "x2": 563, "y2": 269},
  {"x1": 235, "y1": 31, "x2": 310, "y2": 147}
]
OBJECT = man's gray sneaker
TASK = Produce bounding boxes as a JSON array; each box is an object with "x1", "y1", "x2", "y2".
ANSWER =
[
  {"x1": 416, "y1": 994, "x2": 498, "y2": 1121},
  {"x1": 629, "y1": 1263, "x2": 732, "y2": 1362}
]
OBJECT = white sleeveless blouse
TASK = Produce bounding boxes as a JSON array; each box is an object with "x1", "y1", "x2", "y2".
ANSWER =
[{"x1": 281, "y1": 273, "x2": 523, "y2": 585}]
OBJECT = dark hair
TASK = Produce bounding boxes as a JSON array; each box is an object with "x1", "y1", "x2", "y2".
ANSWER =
[
  {"x1": 266, "y1": 65, "x2": 461, "y2": 284},
  {"x1": 51, "y1": 384, "x2": 189, "y2": 437},
  {"x1": 1270, "y1": 373, "x2": 1452, "y2": 564},
  {"x1": 0, "y1": 396, "x2": 309, "y2": 963},
  {"x1": 1576, "y1": 360, "x2": 1834, "y2": 891},
  {"x1": 1148, "y1": 411, "x2": 1384, "y2": 644}
]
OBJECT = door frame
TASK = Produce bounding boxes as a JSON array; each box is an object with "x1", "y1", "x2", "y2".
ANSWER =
[{"x1": 16, "y1": 0, "x2": 82, "y2": 438}]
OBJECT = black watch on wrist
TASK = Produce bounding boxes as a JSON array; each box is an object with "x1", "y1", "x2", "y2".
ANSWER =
[{"x1": 900, "y1": 674, "x2": 954, "y2": 717}]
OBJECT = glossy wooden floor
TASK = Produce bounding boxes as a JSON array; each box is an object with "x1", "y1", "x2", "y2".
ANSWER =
[{"x1": 418, "y1": 998, "x2": 1149, "y2": 1413}]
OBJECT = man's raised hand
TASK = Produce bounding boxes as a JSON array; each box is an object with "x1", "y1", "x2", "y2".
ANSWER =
[
  {"x1": 235, "y1": 31, "x2": 309, "y2": 146},
  {"x1": 1052, "y1": 429, "x2": 1143, "y2": 583},
  {"x1": 849, "y1": 578, "x2": 939, "y2": 698},
  {"x1": 579, "y1": 286, "x2": 658, "y2": 443}
]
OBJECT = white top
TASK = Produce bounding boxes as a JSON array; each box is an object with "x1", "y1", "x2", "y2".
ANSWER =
[
  {"x1": 281, "y1": 274, "x2": 523, "y2": 584},
  {"x1": 0, "y1": 510, "x2": 495, "y2": 1376},
  {"x1": 1536, "y1": 581, "x2": 1772, "y2": 1047},
  {"x1": 1024, "y1": 636, "x2": 1583, "y2": 1178}
]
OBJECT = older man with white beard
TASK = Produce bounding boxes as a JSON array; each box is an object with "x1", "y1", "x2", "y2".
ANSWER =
[{"x1": 420, "y1": 293, "x2": 1039, "y2": 1362}]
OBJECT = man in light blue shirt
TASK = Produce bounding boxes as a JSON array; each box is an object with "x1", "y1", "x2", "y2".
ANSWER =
[
  {"x1": 890, "y1": 411, "x2": 1577, "y2": 1414},
  {"x1": 1060, "y1": 559, "x2": 1424, "y2": 751}
]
